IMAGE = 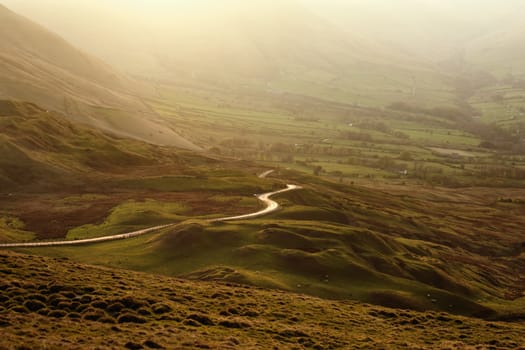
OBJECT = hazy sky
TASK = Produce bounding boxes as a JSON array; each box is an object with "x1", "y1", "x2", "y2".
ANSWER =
[
  {"x1": 3, "y1": 0, "x2": 524, "y2": 75},
  {"x1": 4, "y1": 0, "x2": 521, "y2": 28}
]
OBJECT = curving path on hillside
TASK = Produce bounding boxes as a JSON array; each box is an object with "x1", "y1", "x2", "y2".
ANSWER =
[
  {"x1": 0, "y1": 224, "x2": 176, "y2": 248},
  {"x1": 0, "y1": 172, "x2": 301, "y2": 248},
  {"x1": 210, "y1": 184, "x2": 301, "y2": 222},
  {"x1": 258, "y1": 169, "x2": 275, "y2": 178}
]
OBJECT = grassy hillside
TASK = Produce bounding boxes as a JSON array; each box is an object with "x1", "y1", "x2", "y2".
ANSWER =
[
  {"x1": 1, "y1": 250, "x2": 523, "y2": 349},
  {"x1": 0, "y1": 5, "x2": 198, "y2": 150},
  {"x1": 16, "y1": 169, "x2": 525, "y2": 319},
  {"x1": 3, "y1": 1, "x2": 458, "y2": 109},
  {"x1": 0, "y1": 100, "x2": 271, "y2": 243},
  {"x1": 0, "y1": 3, "x2": 523, "y2": 347},
  {"x1": 0, "y1": 100, "x2": 165, "y2": 188},
  {"x1": 3, "y1": 102, "x2": 522, "y2": 318}
]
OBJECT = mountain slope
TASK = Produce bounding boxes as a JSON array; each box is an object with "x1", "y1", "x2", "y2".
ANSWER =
[
  {"x1": 0, "y1": 100, "x2": 201, "y2": 192},
  {"x1": 159, "y1": 0, "x2": 454, "y2": 107},
  {"x1": 160, "y1": 1, "x2": 388, "y2": 78},
  {"x1": 0, "y1": 4, "x2": 141, "y2": 111},
  {"x1": 466, "y1": 23, "x2": 525, "y2": 78},
  {"x1": 0, "y1": 5, "x2": 199, "y2": 150}
]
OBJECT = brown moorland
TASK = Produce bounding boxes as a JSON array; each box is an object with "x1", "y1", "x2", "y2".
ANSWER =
[{"x1": 0, "y1": 250, "x2": 524, "y2": 350}]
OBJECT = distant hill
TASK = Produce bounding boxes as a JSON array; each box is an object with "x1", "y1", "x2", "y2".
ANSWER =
[
  {"x1": 0, "y1": 5, "x2": 200, "y2": 150},
  {"x1": 1, "y1": 1, "x2": 455, "y2": 108},
  {"x1": 6, "y1": 1, "x2": 525, "y2": 108},
  {"x1": 156, "y1": 0, "x2": 454, "y2": 107},
  {"x1": 466, "y1": 22, "x2": 525, "y2": 79},
  {"x1": 159, "y1": 1, "x2": 390, "y2": 78},
  {"x1": 1, "y1": 1, "x2": 398, "y2": 78}
]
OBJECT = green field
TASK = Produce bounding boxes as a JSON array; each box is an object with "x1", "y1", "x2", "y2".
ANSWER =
[{"x1": 145, "y1": 83, "x2": 525, "y2": 188}]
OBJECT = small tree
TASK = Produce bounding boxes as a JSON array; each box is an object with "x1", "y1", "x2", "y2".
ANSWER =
[{"x1": 399, "y1": 151, "x2": 413, "y2": 161}]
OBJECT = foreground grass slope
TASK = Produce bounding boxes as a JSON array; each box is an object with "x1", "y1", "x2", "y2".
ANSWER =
[{"x1": 0, "y1": 250, "x2": 523, "y2": 350}]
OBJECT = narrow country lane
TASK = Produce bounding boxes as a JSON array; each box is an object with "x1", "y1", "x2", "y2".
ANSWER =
[{"x1": 0, "y1": 172, "x2": 301, "y2": 248}]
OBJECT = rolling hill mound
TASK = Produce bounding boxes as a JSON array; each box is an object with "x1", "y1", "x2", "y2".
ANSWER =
[
  {"x1": 1, "y1": 250, "x2": 523, "y2": 349},
  {"x1": 0, "y1": 5, "x2": 199, "y2": 150}
]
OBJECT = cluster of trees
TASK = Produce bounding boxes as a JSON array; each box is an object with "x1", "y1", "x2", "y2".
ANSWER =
[
  {"x1": 473, "y1": 165, "x2": 525, "y2": 180},
  {"x1": 350, "y1": 121, "x2": 411, "y2": 140},
  {"x1": 357, "y1": 121, "x2": 390, "y2": 133},
  {"x1": 388, "y1": 102, "x2": 472, "y2": 122},
  {"x1": 213, "y1": 131, "x2": 525, "y2": 186},
  {"x1": 341, "y1": 156, "x2": 406, "y2": 173},
  {"x1": 340, "y1": 131, "x2": 373, "y2": 142},
  {"x1": 389, "y1": 101, "x2": 525, "y2": 154},
  {"x1": 340, "y1": 130, "x2": 409, "y2": 144}
]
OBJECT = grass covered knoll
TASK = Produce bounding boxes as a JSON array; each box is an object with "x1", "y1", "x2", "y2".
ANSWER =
[{"x1": 1, "y1": 250, "x2": 523, "y2": 350}]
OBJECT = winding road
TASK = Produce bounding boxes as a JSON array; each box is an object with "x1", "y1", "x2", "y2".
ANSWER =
[
  {"x1": 0, "y1": 172, "x2": 301, "y2": 248},
  {"x1": 210, "y1": 184, "x2": 301, "y2": 222}
]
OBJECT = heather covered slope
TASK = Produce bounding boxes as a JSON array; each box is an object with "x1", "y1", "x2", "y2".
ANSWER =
[
  {"x1": 0, "y1": 250, "x2": 523, "y2": 349},
  {"x1": 0, "y1": 99, "x2": 270, "y2": 243}
]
